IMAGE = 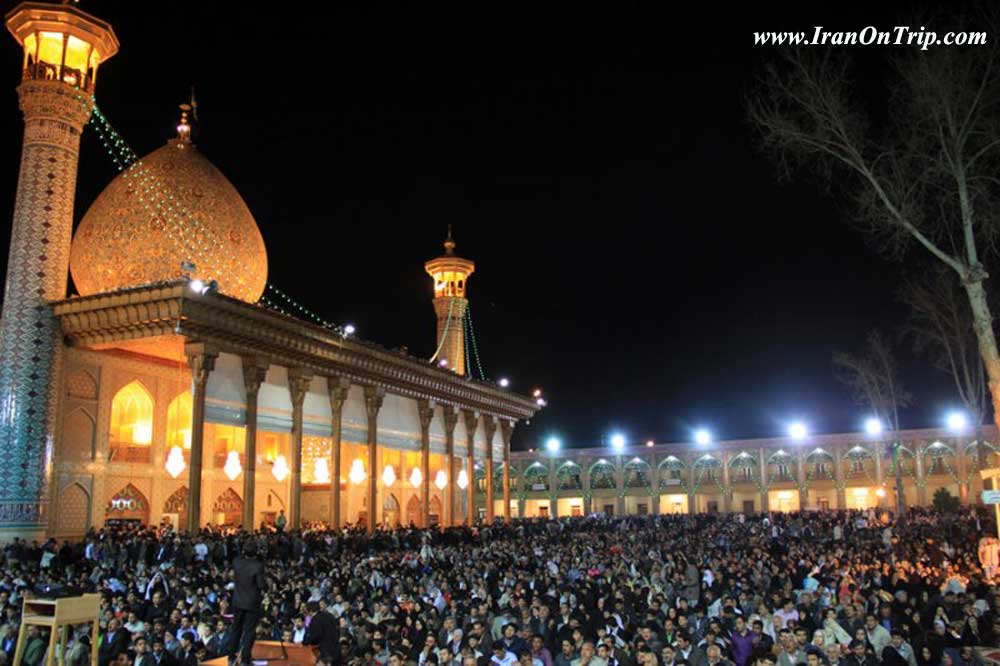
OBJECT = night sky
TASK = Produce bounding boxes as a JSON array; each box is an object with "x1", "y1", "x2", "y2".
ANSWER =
[{"x1": 0, "y1": 2, "x2": 974, "y2": 449}]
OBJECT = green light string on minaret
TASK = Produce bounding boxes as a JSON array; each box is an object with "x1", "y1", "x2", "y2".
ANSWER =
[
  {"x1": 465, "y1": 303, "x2": 487, "y2": 380},
  {"x1": 429, "y1": 298, "x2": 456, "y2": 363},
  {"x1": 464, "y1": 317, "x2": 472, "y2": 378}
]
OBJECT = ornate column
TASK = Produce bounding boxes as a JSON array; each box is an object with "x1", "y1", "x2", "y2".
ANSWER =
[
  {"x1": 442, "y1": 406, "x2": 459, "y2": 527},
  {"x1": 651, "y1": 453, "x2": 660, "y2": 515},
  {"x1": 833, "y1": 445, "x2": 846, "y2": 510},
  {"x1": 957, "y1": 442, "x2": 970, "y2": 504},
  {"x1": 463, "y1": 410, "x2": 478, "y2": 525},
  {"x1": 483, "y1": 416, "x2": 497, "y2": 522},
  {"x1": 364, "y1": 386, "x2": 385, "y2": 532},
  {"x1": 686, "y1": 454, "x2": 697, "y2": 514},
  {"x1": 185, "y1": 343, "x2": 218, "y2": 532},
  {"x1": 327, "y1": 376, "x2": 350, "y2": 529},
  {"x1": 241, "y1": 356, "x2": 268, "y2": 530},
  {"x1": 874, "y1": 441, "x2": 885, "y2": 506},
  {"x1": 796, "y1": 450, "x2": 807, "y2": 510},
  {"x1": 615, "y1": 454, "x2": 626, "y2": 515},
  {"x1": 501, "y1": 420, "x2": 514, "y2": 522},
  {"x1": 758, "y1": 447, "x2": 769, "y2": 513},
  {"x1": 721, "y1": 451, "x2": 732, "y2": 513},
  {"x1": 915, "y1": 443, "x2": 928, "y2": 506},
  {"x1": 548, "y1": 457, "x2": 559, "y2": 518},
  {"x1": 287, "y1": 368, "x2": 313, "y2": 530},
  {"x1": 582, "y1": 459, "x2": 592, "y2": 515},
  {"x1": 417, "y1": 400, "x2": 434, "y2": 528}
]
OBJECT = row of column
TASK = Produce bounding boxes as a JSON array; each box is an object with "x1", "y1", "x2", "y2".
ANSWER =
[
  {"x1": 183, "y1": 343, "x2": 516, "y2": 533},
  {"x1": 522, "y1": 441, "x2": 974, "y2": 518}
]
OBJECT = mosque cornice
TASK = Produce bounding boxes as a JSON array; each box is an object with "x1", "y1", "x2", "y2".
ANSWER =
[
  {"x1": 508, "y1": 426, "x2": 998, "y2": 460},
  {"x1": 53, "y1": 280, "x2": 538, "y2": 422}
]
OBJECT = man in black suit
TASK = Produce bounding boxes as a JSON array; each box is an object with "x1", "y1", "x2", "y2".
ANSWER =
[
  {"x1": 99, "y1": 618, "x2": 130, "y2": 666},
  {"x1": 225, "y1": 542, "x2": 267, "y2": 666},
  {"x1": 304, "y1": 601, "x2": 341, "y2": 665}
]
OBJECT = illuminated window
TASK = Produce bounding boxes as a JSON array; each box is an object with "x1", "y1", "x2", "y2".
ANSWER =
[
  {"x1": 166, "y1": 392, "x2": 192, "y2": 450},
  {"x1": 301, "y1": 436, "x2": 332, "y2": 484},
  {"x1": 109, "y1": 381, "x2": 153, "y2": 463}
]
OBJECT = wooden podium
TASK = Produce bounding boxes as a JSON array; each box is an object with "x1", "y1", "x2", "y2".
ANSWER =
[
  {"x1": 201, "y1": 641, "x2": 318, "y2": 666},
  {"x1": 13, "y1": 593, "x2": 101, "y2": 666}
]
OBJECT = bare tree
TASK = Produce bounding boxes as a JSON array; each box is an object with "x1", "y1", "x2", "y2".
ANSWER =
[
  {"x1": 834, "y1": 331, "x2": 913, "y2": 511},
  {"x1": 901, "y1": 265, "x2": 989, "y2": 469},
  {"x1": 746, "y1": 10, "x2": 1000, "y2": 436}
]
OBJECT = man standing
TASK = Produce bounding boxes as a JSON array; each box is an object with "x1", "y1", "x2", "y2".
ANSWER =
[
  {"x1": 304, "y1": 601, "x2": 341, "y2": 665},
  {"x1": 226, "y1": 542, "x2": 267, "y2": 666}
]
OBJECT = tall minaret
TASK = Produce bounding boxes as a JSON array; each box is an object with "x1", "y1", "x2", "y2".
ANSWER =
[
  {"x1": 424, "y1": 228, "x2": 475, "y2": 376},
  {"x1": 1, "y1": 3, "x2": 118, "y2": 538}
]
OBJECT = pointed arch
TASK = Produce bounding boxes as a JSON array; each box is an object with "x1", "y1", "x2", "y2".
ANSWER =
[
  {"x1": 589, "y1": 459, "x2": 617, "y2": 490},
  {"x1": 166, "y1": 391, "x2": 193, "y2": 450},
  {"x1": 213, "y1": 488, "x2": 243, "y2": 526},
  {"x1": 109, "y1": 380, "x2": 154, "y2": 462},
  {"x1": 429, "y1": 496, "x2": 442, "y2": 526},
  {"x1": 163, "y1": 486, "x2": 188, "y2": 514},
  {"x1": 55, "y1": 482, "x2": 90, "y2": 536},
  {"x1": 62, "y1": 407, "x2": 96, "y2": 461},
  {"x1": 406, "y1": 495, "x2": 421, "y2": 526},
  {"x1": 383, "y1": 493, "x2": 400, "y2": 528},
  {"x1": 106, "y1": 483, "x2": 150, "y2": 524}
]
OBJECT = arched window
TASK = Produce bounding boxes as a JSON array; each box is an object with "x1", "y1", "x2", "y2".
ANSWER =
[
  {"x1": 166, "y1": 392, "x2": 192, "y2": 450},
  {"x1": 109, "y1": 381, "x2": 153, "y2": 462}
]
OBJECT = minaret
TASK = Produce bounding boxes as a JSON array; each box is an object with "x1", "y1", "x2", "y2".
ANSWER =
[
  {"x1": 1, "y1": 3, "x2": 118, "y2": 538},
  {"x1": 424, "y1": 228, "x2": 475, "y2": 376}
]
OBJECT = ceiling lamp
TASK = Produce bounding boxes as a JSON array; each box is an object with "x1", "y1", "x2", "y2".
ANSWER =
[
  {"x1": 165, "y1": 446, "x2": 186, "y2": 479},
  {"x1": 272, "y1": 454, "x2": 289, "y2": 482},
  {"x1": 224, "y1": 451, "x2": 242, "y2": 481},
  {"x1": 349, "y1": 458, "x2": 367, "y2": 485},
  {"x1": 435, "y1": 470, "x2": 448, "y2": 490},
  {"x1": 314, "y1": 458, "x2": 331, "y2": 484},
  {"x1": 410, "y1": 467, "x2": 423, "y2": 488},
  {"x1": 456, "y1": 469, "x2": 469, "y2": 490},
  {"x1": 382, "y1": 464, "x2": 396, "y2": 488}
]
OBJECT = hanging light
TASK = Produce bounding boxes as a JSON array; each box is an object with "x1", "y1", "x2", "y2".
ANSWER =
[
  {"x1": 457, "y1": 469, "x2": 469, "y2": 490},
  {"x1": 382, "y1": 464, "x2": 396, "y2": 488},
  {"x1": 314, "y1": 458, "x2": 331, "y2": 484},
  {"x1": 410, "y1": 467, "x2": 423, "y2": 487},
  {"x1": 224, "y1": 451, "x2": 242, "y2": 481},
  {"x1": 272, "y1": 454, "x2": 289, "y2": 482},
  {"x1": 133, "y1": 422, "x2": 153, "y2": 446},
  {"x1": 435, "y1": 470, "x2": 448, "y2": 490},
  {"x1": 165, "y1": 446, "x2": 186, "y2": 479},
  {"x1": 349, "y1": 459, "x2": 367, "y2": 485}
]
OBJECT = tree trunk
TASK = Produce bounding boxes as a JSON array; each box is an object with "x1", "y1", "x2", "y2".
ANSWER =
[{"x1": 965, "y1": 279, "x2": 1000, "y2": 436}]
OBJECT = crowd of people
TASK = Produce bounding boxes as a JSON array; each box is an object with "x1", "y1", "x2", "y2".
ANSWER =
[{"x1": 0, "y1": 507, "x2": 996, "y2": 666}]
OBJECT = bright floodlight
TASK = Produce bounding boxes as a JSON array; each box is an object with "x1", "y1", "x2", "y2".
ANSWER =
[
  {"x1": 498, "y1": 378, "x2": 510, "y2": 388},
  {"x1": 533, "y1": 389, "x2": 542, "y2": 398},
  {"x1": 545, "y1": 437, "x2": 561, "y2": 453},
  {"x1": 864, "y1": 418, "x2": 883, "y2": 436},
  {"x1": 788, "y1": 422, "x2": 808, "y2": 441},
  {"x1": 646, "y1": 440, "x2": 654, "y2": 448},
  {"x1": 875, "y1": 487, "x2": 887, "y2": 498},
  {"x1": 947, "y1": 411, "x2": 968, "y2": 431},
  {"x1": 694, "y1": 429, "x2": 711, "y2": 446},
  {"x1": 189, "y1": 279, "x2": 205, "y2": 293},
  {"x1": 438, "y1": 358, "x2": 448, "y2": 367},
  {"x1": 343, "y1": 324, "x2": 356, "y2": 336},
  {"x1": 610, "y1": 433, "x2": 626, "y2": 451}
]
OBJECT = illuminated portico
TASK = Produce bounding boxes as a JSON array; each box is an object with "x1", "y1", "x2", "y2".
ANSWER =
[{"x1": 502, "y1": 427, "x2": 997, "y2": 518}]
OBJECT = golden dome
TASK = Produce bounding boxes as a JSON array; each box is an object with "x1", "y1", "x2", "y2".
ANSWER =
[{"x1": 70, "y1": 138, "x2": 268, "y2": 302}]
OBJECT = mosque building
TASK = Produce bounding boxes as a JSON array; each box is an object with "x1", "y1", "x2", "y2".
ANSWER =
[
  {"x1": 1, "y1": 4, "x2": 996, "y2": 542},
  {"x1": 0, "y1": 2, "x2": 537, "y2": 541}
]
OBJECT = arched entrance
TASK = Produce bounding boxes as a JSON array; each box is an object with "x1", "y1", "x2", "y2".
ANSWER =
[
  {"x1": 213, "y1": 488, "x2": 243, "y2": 526},
  {"x1": 429, "y1": 496, "x2": 442, "y2": 526},
  {"x1": 406, "y1": 495, "x2": 420, "y2": 526},
  {"x1": 105, "y1": 483, "x2": 150, "y2": 526},
  {"x1": 383, "y1": 493, "x2": 400, "y2": 528},
  {"x1": 162, "y1": 486, "x2": 188, "y2": 529},
  {"x1": 56, "y1": 483, "x2": 90, "y2": 536}
]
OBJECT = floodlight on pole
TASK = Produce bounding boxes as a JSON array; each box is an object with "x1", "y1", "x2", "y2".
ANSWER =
[
  {"x1": 694, "y1": 429, "x2": 711, "y2": 446},
  {"x1": 864, "y1": 418, "x2": 883, "y2": 436},
  {"x1": 610, "y1": 433, "x2": 626, "y2": 452},
  {"x1": 788, "y1": 422, "x2": 808, "y2": 441}
]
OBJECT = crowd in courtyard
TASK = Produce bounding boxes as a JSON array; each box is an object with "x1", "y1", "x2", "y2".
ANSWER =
[{"x1": 0, "y1": 507, "x2": 997, "y2": 666}]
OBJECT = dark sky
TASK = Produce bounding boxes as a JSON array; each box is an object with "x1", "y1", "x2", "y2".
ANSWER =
[{"x1": 0, "y1": 1, "x2": 976, "y2": 449}]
